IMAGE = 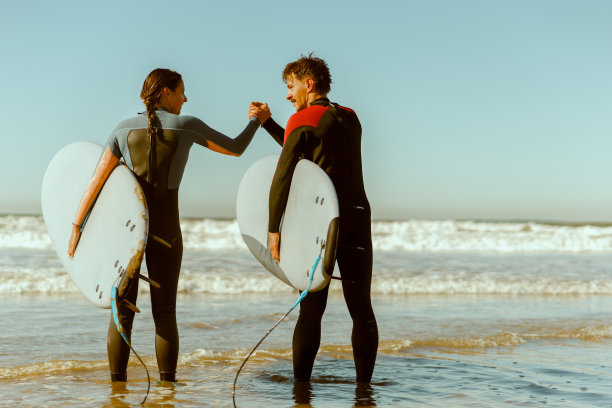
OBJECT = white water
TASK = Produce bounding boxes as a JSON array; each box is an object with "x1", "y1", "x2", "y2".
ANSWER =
[
  {"x1": 2, "y1": 215, "x2": 612, "y2": 253},
  {"x1": 2, "y1": 216, "x2": 612, "y2": 296}
]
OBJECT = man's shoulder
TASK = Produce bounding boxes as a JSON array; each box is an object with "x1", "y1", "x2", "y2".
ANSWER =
[
  {"x1": 331, "y1": 102, "x2": 356, "y2": 115},
  {"x1": 285, "y1": 105, "x2": 330, "y2": 136}
]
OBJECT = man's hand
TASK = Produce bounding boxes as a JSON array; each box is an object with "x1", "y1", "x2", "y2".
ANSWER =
[
  {"x1": 249, "y1": 101, "x2": 272, "y2": 125},
  {"x1": 68, "y1": 224, "x2": 82, "y2": 259},
  {"x1": 269, "y1": 232, "x2": 280, "y2": 262}
]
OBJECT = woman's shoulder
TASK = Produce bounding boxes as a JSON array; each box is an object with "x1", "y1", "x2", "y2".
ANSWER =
[
  {"x1": 165, "y1": 113, "x2": 208, "y2": 131},
  {"x1": 175, "y1": 113, "x2": 203, "y2": 125},
  {"x1": 113, "y1": 114, "x2": 148, "y2": 131}
]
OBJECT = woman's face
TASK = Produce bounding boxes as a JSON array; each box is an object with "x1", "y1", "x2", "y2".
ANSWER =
[{"x1": 165, "y1": 80, "x2": 187, "y2": 114}]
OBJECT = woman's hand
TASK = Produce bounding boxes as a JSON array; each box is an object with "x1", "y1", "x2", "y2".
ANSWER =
[
  {"x1": 68, "y1": 224, "x2": 82, "y2": 259},
  {"x1": 249, "y1": 102, "x2": 271, "y2": 124},
  {"x1": 269, "y1": 232, "x2": 280, "y2": 261}
]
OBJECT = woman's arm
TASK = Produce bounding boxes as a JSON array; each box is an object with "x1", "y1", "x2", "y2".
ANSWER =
[
  {"x1": 183, "y1": 116, "x2": 260, "y2": 157},
  {"x1": 67, "y1": 146, "x2": 120, "y2": 258}
]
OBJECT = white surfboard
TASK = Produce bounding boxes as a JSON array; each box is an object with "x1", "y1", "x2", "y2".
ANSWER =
[
  {"x1": 236, "y1": 155, "x2": 339, "y2": 292},
  {"x1": 41, "y1": 142, "x2": 148, "y2": 308}
]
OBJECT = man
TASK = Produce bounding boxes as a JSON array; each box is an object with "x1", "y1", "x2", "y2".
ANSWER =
[{"x1": 251, "y1": 54, "x2": 378, "y2": 383}]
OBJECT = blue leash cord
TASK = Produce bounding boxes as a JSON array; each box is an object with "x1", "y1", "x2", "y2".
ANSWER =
[
  {"x1": 292, "y1": 254, "x2": 319, "y2": 308},
  {"x1": 232, "y1": 252, "x2": 322, "y2": 408},
  {"x1": 111, "y1": 284, "x2": 151, "y2": 405}
]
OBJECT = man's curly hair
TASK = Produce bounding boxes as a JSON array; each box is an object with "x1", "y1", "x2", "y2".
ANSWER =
[{"x1": 282, "y1": 53, "x2": 332, "y2": 95}]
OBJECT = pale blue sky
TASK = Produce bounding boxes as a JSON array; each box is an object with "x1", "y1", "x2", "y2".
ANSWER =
[{"x1": 1, "y1": 0, "x2": 611, "y2": 221}]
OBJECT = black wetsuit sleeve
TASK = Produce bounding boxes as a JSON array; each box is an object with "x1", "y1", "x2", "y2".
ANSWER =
[
  {"x1": 262, "y1": 118, "x2": 285, "y2": 147},
  {"x1": 182, "y1": 116, "x2": 260, "y2": 156},
  {"x1": 268, "y1": 127, "x2": 310, "y2": 233}
]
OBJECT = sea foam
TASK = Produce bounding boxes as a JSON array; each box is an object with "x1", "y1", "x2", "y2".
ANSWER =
[
  {"x1": 2, "y1": 215, "x2": 612, "y2": 253},
  {"x1": 2, "y1": 268, "x2": 612, "y2": 295}
]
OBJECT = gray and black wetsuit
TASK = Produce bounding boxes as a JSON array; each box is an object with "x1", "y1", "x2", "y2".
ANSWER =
[{"x1": 106, "y1": 108, "x2": 259, "y2": 382}]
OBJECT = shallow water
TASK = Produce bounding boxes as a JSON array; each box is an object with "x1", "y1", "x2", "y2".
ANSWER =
[
  {"x1": 2, "y1": 217, "x2": 612, "y2": 407},
  {"x1": 2, "y1": 290, "x2": 612, "y2": 407}
]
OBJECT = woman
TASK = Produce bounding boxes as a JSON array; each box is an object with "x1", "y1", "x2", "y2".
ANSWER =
[{"x1": 68, "y1": 68, "x2": 262, "y2": 382}]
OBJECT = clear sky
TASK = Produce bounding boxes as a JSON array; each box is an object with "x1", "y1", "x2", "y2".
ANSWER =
[{"x1": 1, "y1": 0, "x2": 611, "y2": 221}]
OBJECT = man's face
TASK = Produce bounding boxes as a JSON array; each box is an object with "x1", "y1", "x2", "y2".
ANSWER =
[{"x1": 285, "y1": 74, "x2": 310, "y2": 112}]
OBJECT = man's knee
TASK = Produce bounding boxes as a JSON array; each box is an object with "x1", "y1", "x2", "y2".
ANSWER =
[
  {"x1": 152, "y1": 306, "x2": 176, "y2": 325},
  {"x1": 354, "y1": 316, "x2": 378, "y2": 334}
]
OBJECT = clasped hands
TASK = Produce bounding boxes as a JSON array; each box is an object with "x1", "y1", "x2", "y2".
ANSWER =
[{"x1": 248, "y1": 102, "x2": 271, "y2": 124}]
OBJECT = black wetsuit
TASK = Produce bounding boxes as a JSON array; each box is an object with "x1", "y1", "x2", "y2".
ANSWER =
[
  {"x1": 264, "y1": 98, "x2": 378, "y2": 382},
  {"x1": 106, "y1": 108, "x2": 259, "y2": 381}
]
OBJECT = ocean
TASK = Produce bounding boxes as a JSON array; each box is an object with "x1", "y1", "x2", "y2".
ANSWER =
[{"x1": 1, "y1": 215, "x2": 612, "y2": 407}]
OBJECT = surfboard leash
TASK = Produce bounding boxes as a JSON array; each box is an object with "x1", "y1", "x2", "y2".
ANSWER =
[
  {"x1": 111, "y1": 281, "x2": 151, "y2": 405},
  {"x1": 232, "y1": 246, "x2": 323, "y2": 408}
]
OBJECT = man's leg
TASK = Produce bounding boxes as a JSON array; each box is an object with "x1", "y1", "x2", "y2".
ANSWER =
[
  {"x1": 338, "y1": 221, "x2": 378, "y2": 383},
  {"x1": 292, "y1": 284, "x2": 330, "y2": 381}
]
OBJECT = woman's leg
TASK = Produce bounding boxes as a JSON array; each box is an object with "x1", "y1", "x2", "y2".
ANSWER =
[
  {"x1": 107, "y1": 274, "x2": 139, "y2": 381},
  {"x1": 146, "y1": 232, "x2": 183, "y2": 381}
]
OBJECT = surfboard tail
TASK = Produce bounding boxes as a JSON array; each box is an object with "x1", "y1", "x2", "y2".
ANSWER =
[{"x1": 322, "y1": 217, "x2": 340, "y2": 278}]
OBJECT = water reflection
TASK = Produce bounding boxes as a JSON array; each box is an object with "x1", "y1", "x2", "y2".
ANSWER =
[
  {"x1": 291, "y1": 380, "x2": 377, "y2": 407},
  {"x1": 292, "y1": 381, "x2": 313, "y2": 407},
  {"x1": 354, "y1": 383, "x2": 376, "y2": 407},
  {"x1": 104, "y1": 380, "x2": 177, "y2": 407},
  {"x1": 105, "y1": 381, "x2": 131, "y2": 408}
]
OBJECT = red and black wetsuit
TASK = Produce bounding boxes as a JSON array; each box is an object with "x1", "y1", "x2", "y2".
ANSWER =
[{"x1": 264, "y1": 98, "x2": 379, "y2": 383}]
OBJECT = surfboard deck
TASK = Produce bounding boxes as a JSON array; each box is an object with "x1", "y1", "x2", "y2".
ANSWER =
[
  {"x1": 236, "y1": 155, "x2": 339, "y2": 292},
  {"x1": 41, "y1": 142, "x2": 148, "y2": 308}
]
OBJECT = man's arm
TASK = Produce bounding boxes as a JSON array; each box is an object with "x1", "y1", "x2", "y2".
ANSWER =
[
  {"x1": 250, "y1": 102, "x2": 284, "y2": 147},
  {"x1": 267, "y1": 130, "x2": 305, "y2": 261},
  {"x1": 262, "y1": 118, "x2": 285, "y2": 147},
  {"x1": 268, "y1": 131, "x2": 306, "y2": 233}
]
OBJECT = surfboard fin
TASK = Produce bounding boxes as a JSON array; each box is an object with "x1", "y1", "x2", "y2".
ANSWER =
[
  {"x1": 330, "y1": 275, "x2": 356, "y2": 284},
  {"x1": 150, "y1": 234, "x2": 172, "y2": 248},
  {"x1": 138, "y1": 273, "x2": 160, "y2": 288},
  {"x1": 121, "y1": 298, "x2": 141, "y2": 314}
]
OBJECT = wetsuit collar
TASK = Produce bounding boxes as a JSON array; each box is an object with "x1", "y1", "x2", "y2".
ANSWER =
[
  {"x1": 309, "y1": 98, "x2": 330, "y2": 107},
  {"x1": 139, "y1": 106, "x2": 170, "y2": 116}
]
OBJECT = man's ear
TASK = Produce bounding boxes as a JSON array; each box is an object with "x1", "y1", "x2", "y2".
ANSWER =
[{"x1": 305, "y1": 78, "x2": 316, "y2": 93}]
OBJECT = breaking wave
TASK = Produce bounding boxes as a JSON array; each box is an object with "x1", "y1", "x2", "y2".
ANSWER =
[{"x1": 2, "y1": 215, "x2": 612, "y2": 253}]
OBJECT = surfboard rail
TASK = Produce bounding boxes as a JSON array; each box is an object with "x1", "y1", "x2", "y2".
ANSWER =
[
  {"x1": 42, "y1": 142, "x2": 148, "y2": 308},
  {"x1": 237, "y1": 155, "x2": 339, "y2": 292}
]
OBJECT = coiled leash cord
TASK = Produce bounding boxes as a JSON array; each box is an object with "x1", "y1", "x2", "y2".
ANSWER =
[
  {"x1": 111, "y1": 273, "x2": 156, "y2": 405},
  {"x1": 232, "y1": 248, "x2": 323, "y2": 408}
]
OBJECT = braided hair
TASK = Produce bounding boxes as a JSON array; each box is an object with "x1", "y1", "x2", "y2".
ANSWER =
[{"x1": 140, "y1": 68, "x2": 183, "y2": 142}]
